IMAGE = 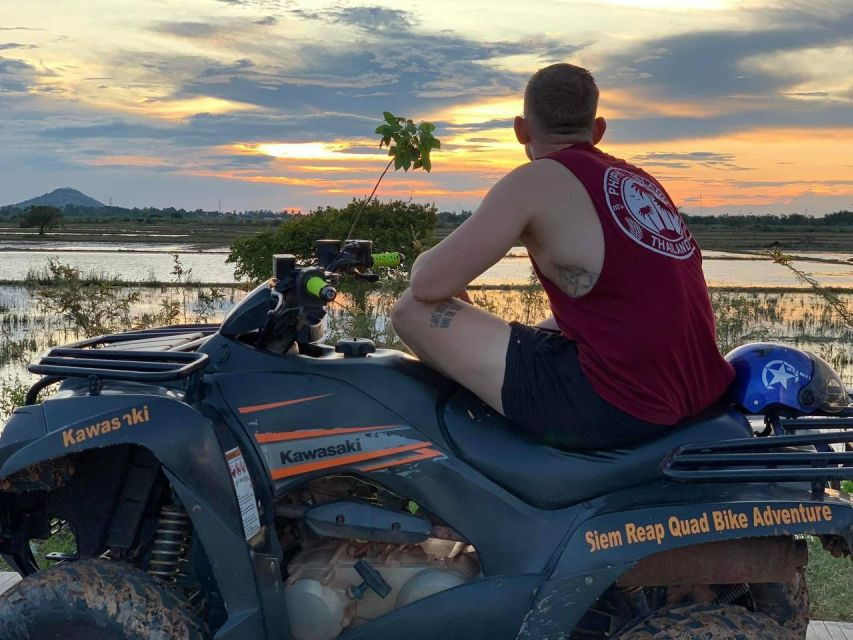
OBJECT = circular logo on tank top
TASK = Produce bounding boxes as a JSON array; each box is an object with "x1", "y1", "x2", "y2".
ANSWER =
[{"x1": 603, "y1": 167, "x2": 695, "y2": 259}]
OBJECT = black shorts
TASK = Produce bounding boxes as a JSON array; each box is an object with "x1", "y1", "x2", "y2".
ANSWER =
[{"x1": 501, "y1": 322, "x2": 670, "y2": 450}]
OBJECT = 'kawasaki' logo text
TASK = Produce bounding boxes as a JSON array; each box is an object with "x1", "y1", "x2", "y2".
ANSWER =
[
  {"x1": 280, "y1": 438, "x2": 362, "y2": 464},
  {"x1": 62, "y1": 405, "x2": 151, "y2": 448}
]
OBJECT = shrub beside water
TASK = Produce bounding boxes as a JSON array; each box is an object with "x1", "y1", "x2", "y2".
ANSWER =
[{"x1": 226, "y1": 200, "x2": 436, "y2": 282}]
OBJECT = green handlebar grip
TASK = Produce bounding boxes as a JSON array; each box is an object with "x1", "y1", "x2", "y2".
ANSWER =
[
  {"x1": 372, "y1": 252, "x2": 403, "y2": 268},
  {"x1": 306, "y1": 276, "x2": 327, "y2": 298}
]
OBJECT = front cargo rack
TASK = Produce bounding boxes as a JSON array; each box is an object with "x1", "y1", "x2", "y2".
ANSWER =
[
  {"x1": 26, "y1": 325, "x2": 218, "y2": 402},
  {"x1": 662, "y1": 411, "x2": 853, "y2": 495}
]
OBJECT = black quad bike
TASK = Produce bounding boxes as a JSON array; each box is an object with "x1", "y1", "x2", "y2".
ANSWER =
[{"x1": 0, "y1": 239, "x2": 852, "y2": 640}]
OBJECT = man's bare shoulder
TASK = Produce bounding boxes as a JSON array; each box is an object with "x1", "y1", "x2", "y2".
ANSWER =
[
  {"x1": 501, "y1": 157, "x2": 579, "y2": 183},
  {"x1": 496, "y1": 159, "x2": 583, "y2": 205},
  {"x1": 494, "y1": 158, "x2": 587, "y2": 221}
]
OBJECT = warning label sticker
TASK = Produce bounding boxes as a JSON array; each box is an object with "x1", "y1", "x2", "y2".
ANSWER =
[{"x1": 226, "y1": 447, "x2": 262, "y2": 541}]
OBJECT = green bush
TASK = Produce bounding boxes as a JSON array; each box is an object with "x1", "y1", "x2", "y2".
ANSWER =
[{"x1": 226, "y1": 199, "x2": 436, "y2": 282}]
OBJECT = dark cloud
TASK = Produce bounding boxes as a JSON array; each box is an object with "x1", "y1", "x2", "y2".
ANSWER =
[
  {"x1": 0, "y1": 56, "x2": 39, "y2": 93},
  {"x1": 723, "y1": 178, "x2": 853, "y2": 189},
  {"x1": 210, "y1": 153, "x2": 275, "y2": 167},
  {"x1": 290, "y1": 5, "x2": 417, "y2": 30},
  {"x1": 40, "y1": 111, "x2": 379, "y2": 146},
  {"x1": 629, "y1": 151, "x2": 747, "y2": 170},
  {"x1": 85, "y1": 3, "x2": 584, "y2": 151},
  {"x1": 161, "y1": 16, "x2": 583, "y2": 119},
  {"x1": 170, "y1": 45, "x2": 518, "y2": 115},
  {"x1": 0, "y1": 27, "x2": 43, "y2": 31},
  {"x1": 0, "y1": 43, "x2": 37, "y2": 51},
  {"x1": 605, "y1": 99, "x2": 853, "y2": 143},
  {"x1": 253, "y1": 16, "x2": 277, "y2": 25},
  {"x1": 444, "y1": 119, "x2": 514, "y2": 133},
  {"x1": 151, "y1": 21, "x2": 222, "y2": 38},
  {"x1": 598, "y1": 3, "x2": 853, "y2": 102}
]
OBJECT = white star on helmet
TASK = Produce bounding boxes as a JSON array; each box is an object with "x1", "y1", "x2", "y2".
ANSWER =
[{"x1": 765, "y1": 363, "x2": 797, "y2": 390}]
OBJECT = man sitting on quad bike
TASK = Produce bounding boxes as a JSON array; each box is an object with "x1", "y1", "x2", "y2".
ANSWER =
[{"x1": 392, "y1": 63, "x2": 735, "y2": 448}]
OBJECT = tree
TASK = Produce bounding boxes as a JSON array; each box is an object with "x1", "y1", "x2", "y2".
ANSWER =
[
  {"x1": 227, "y1": 200, "x2": 437, "y2": 282},
  {"x1": 20, "y1": 205, "x2": 63, "y2": 235}
]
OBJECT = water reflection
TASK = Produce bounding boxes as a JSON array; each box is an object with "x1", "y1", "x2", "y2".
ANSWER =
[
  {"x1": 0, "y1": 247, "x2": 849, "y2": 288},
  {"x1": 0, "y1": 283, "x2": 850, "y2": 395}
]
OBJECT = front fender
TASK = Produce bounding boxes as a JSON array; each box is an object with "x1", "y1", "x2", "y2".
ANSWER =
[
  {"x1": 519, "y1": 489, "x2": 853, "y2": 639},
  {"x1": 0, "y1": 393, "x2": 271, "y2": 640}
]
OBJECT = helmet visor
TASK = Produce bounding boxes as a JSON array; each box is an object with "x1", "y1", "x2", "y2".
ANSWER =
[{"x1": 807, "y1": 353, "x2": 849, "y2": 414}]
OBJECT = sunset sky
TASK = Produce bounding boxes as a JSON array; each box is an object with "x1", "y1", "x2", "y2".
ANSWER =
[{"x1": 2, "y1": 0, "x2": 852, "y2": 215}]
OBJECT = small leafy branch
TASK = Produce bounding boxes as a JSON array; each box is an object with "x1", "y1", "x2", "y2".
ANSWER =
[
  {"x1": 346, "y1": 112, "x2": 441, "y2": 238},
  {"x1": 768, "y1": 248, "x2": 853, "y2": 328},
  {"x1": 375, "y1": 112, "x2": 440, "y2": 173}
]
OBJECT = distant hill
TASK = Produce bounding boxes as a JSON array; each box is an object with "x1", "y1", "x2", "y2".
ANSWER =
[{"x1": 9, "y1": 187, "x2": 105, "y2": 209}]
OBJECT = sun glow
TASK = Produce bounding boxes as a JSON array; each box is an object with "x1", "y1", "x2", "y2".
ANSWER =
[{"x1": 247, "y1": 142, "x2": 386, "y2": 162}]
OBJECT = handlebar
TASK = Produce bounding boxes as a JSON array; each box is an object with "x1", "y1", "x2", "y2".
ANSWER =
[
  {"x1": 262, "y1": 243, "x2": 399, "y2": 350},
  {"x1": 371, "y1": 252, "x2": 403, "y2": 269},
  {"x1": 305, "y1": 275, "x2": 337, "y2": 302},
  {"x1": 272, "y1": 242, "x2": 404, "y2": 308}
]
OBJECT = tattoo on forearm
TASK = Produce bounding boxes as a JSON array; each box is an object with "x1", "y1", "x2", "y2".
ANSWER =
[
  {"x1": 429, "y1": 301, "x2": 463, "y2": 329},
  {"x1": 556, "y1": 265, "x2": 598, "y2": 298}
]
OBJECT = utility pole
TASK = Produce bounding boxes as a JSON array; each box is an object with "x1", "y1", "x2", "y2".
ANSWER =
[
  {"x1": 218, "y1": 200, "x2": 221, "y2": 213},
  {"x1": 108, "y1": 196, "x2": 112, "y2": 207},
  {"x1": 699, "y1": 192, "x2": 702, "y2": 216}
]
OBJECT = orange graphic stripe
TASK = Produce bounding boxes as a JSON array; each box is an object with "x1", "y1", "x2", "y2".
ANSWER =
[
  {"x1": 255, "y1": 424, "x2": 404, "y2": 444},
  {"x1": 270, "y1": 443, "x2": 426, "y2": 480},
  {"x1": 359, "y1": 448, "x2": 443, "y2": 472},
  {"x1": 238, "y1": 394, "x2": 331, "y2": 414}
]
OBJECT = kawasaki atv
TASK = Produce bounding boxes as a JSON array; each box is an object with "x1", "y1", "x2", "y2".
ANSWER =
[{"x1": 0, "y1": 239, "x2": 852, "y2": 640}]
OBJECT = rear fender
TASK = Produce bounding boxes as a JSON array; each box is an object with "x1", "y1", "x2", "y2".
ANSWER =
[
  {"x1": 518, "y1": 493, "x2": 853, "y2": 639},
  {"x1": 0, "y1": 394, "x2": 272, "y2": 640}
]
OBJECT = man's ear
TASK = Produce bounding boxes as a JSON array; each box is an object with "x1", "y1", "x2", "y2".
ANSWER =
[
  {"x1": 592, "y1": 116, "x2": 607, "y2": 144},
  {"x1": 514, "y1": 116, "x2": 531, "y2": 145}
]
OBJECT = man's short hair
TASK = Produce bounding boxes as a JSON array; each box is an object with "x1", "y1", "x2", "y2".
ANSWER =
[{"x1": 524, "y1": 63, "x2": 599, "y2": 136}]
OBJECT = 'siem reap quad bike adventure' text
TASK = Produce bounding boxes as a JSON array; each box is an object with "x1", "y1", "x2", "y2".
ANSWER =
[{"x1": 0, "y1": 239, "x2": 852, "y2": 639}]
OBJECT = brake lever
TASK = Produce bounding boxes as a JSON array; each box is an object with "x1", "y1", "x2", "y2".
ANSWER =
[
  {"x1": 270, "y1": 290, "x2": 285, "y2": 315},
  {"x1": 352, "y1": 272, "x2": 380, "y2": 283},
  {"x1": 326, "y1": 253, "x2": 356, "y2": 274}
]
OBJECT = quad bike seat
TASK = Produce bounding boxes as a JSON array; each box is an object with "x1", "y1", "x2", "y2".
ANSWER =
[{"x1": 443, "y1": 390, "x2": 751, "y2": 509}]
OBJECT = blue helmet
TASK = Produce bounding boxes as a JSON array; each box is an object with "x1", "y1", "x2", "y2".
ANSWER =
[{"x1": 725, "y1": 342, "x2": 848, "y2": 416}]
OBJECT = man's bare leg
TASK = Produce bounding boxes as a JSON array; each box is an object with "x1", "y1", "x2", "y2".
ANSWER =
[{"x1": 390, "y1": 289, "x2": 512, "y2": 413}]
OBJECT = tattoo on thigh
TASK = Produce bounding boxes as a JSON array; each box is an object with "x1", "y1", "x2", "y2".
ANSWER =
[
  {"x1": 556, "y1": 265, "x2": 598, "y2": 298},
  {"x1": 429, "y1": 301, "x2": 463, "y2": 329}
]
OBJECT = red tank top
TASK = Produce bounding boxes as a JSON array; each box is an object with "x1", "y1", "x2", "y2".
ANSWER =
[{"x1": 534, "y1": 143, "x2": 734, "y2": 425}]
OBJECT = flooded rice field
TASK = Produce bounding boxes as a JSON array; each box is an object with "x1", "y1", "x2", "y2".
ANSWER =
[
  {"x1": 0, "y1": 283, "x2": 850, "y2": 391},
  {"x1": 0, "y1": 243, "x2": 849, "y2": 417},
  {"x1": 0, "y1": 244, "x2": 851, "y2": 288}
]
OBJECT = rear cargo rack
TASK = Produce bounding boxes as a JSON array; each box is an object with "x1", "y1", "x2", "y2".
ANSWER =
[
  {"x1": 661, "y1": 413, "x2": 853, "y2": 495},
  {"x1": 29, "y1": 348, "x2": 209, "y2": 383},
  {"x1": 26, "y1": 325, "x2": 218, "y2": 402},
  {"x1": 52, "y1": 324, "x2": 220, "y2": 351}
]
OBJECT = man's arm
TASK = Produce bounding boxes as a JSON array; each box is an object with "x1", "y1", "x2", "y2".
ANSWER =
[{"x1": 410, "y1": 164, "x2": 537, "y2": 303}]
